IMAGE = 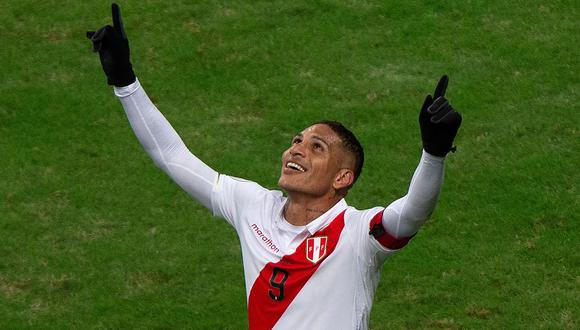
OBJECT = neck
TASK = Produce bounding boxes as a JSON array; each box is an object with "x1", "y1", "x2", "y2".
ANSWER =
[{"x1": 283, "y1": 192, "x2": 343, "y2": 226}]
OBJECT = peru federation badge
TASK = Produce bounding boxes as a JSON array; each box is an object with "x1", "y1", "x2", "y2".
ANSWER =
[{"x1": 306, "y1": 236, "x2": 328, "y2": 264}]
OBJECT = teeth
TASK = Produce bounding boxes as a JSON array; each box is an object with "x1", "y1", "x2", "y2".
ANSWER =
[{"x1": 287, "y1": 162, "x2": 306, "y2": 172}]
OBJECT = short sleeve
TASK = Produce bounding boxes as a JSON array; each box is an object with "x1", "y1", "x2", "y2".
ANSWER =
[
  {"x1": 211, "y1": 174, "x2": 273, "y2": 229},
  {"x1": 368, "y1": 210, "x2": 414, "y2": 251},
  {"x1": 346, "y1": 207, "x2": 409, "y2": 268}
]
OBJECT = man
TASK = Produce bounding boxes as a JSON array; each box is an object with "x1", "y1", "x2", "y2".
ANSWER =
[{"x1": 87, "y1": 4, "x2": 462, "y2": 329}]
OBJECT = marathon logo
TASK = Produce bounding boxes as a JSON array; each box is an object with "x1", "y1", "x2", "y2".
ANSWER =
[{"x1": 251, "y1": 224, "x2": 280, "y2": 254}]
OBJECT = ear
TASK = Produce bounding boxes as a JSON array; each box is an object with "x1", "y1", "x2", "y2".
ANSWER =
[{"x1": 333, "y1": 169, "x2": 355, "y2": 191}]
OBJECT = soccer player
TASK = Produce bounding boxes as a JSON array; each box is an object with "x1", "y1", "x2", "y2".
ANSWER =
[{"x1": 88, "y1": 4, "x2": 462, "y2": 329}]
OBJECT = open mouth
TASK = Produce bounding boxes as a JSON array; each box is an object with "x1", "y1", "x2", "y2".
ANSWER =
[{"x1": 286, "y1": 161, "x2": 306, "y2": 172}]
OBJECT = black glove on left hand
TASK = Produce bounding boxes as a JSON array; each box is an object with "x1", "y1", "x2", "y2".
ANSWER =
[
  {"x1": 419, "y1": 75, "x2": 462, "y2": 157},
  {"x1": 87, "y1": 3, "x2": 136, "y2": 87}
]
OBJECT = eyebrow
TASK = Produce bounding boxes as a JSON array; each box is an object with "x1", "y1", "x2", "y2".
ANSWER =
[
  {"x1": 312, "y1": 135, "x2": 330, "y2": 147},
  {"x1": 294, "y1": 133, "x2": 329, "y2": 147}
]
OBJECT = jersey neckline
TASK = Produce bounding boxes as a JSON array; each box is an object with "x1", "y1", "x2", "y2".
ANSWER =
[{"x1": 278, "y1": 198, "x2": 348, "y2": 236}]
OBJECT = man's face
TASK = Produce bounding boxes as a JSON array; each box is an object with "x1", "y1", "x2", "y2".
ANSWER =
[{"x1": 278, "y1": 124, "x2": 354, "y2": 197}]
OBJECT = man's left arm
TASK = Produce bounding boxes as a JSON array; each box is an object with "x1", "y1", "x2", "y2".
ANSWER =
[
  {"x1": 377, "y1": 150, "x2": 444, "y2": 242},
  {"x1": 373, "y1": 75, "x2": 462, "y2": 245}
]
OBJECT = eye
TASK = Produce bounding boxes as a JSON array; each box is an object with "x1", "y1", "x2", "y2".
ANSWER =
[
  {"x1": 292, "y1": 137, "x2": 302, "y2": 145},
  {"x1": 312, "y1": 143, "x2": 323, "y2": 151}
]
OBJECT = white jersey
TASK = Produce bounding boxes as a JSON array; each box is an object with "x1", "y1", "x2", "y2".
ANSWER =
[{"x1": 212, "y1": 175, "x2": 412, "y2": 330}]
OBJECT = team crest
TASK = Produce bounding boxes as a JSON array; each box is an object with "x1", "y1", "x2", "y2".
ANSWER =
[{"x1": 306, "y1": 236, "x2": 328, "y2": 264}]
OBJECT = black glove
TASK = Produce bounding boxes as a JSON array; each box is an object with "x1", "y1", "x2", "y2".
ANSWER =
[
  {"x1": 87, "y1": 3, "x2": 136, "y2": 87},
  {"x1": 419, "y1": 75, "x2": 462, "y2": 157}
]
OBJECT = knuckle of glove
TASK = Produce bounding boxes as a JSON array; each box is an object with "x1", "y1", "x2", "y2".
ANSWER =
[
  {"x1": 439, "y1": 110, "x2": 462, "y2": 127},
  {"x1": 91, "y1": 25, "x2": 112, "y2": 41},
  {"x1": 89, "y1": 25, "x2": 114, "y2": 52},
  {"x1": 430, "y1": 106, "x2": 453, "y2": 124},
  {"x1": 427, "y1": 96, "x2": 444, "y2": 110},
  {"x1": 428, "y1": 98, "x2": 456, "y2": 124},
  {"x1": 427, "y1": 96, "x2": 448, "y2": 114}
]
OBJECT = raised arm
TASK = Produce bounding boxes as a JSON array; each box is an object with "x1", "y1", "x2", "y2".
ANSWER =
[
  {"x1": 87, "y1": 4, "x2": 218, "y2": 210},
  {"x1": 381, "y1": 76, "x2": 462, "y2": 239}
]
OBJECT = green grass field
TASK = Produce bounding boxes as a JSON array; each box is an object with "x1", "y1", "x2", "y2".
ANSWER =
[{"x1": 1, "y1": 0, "x2": 578, "y2": 328}]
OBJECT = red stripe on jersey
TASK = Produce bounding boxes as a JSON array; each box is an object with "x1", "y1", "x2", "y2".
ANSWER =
[
  {"x1": 248, "y1": 210, "x2": 346, "y2": 330},
  {"x1": 369, "y1": 210, "x2": 413, "y2": 250}
]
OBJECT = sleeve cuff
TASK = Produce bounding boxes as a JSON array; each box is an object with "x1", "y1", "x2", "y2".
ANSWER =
[
  {"x1": 369, "y1": 210, "x2": 414, "y2": 250},
  {"x1": 113, "y1": 78, "x2": 141, "y2": 98},
  {"x1": 422, "y1": 149, "x2": 446, "y2": 163}
]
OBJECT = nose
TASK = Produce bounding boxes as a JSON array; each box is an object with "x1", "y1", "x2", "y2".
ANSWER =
[{"x1": 289, "y1": 142, "x2": 305, "y2": 157}]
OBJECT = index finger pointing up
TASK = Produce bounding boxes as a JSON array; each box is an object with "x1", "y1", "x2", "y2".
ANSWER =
[
  {"x1": 112, "y1": 3, "x2": 126, "y2": 38},
  {"x1": 433, "y1": 75, "x2": 449, "y2": 99}
]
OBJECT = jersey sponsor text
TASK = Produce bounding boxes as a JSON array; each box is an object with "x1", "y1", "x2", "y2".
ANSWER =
[{"x1": 251, "y1": 223, "x2": 280, "y2": 253}]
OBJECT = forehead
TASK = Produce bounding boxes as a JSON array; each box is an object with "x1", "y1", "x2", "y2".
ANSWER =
[{"x1": 299, "y1": 124, "x2": 342, "y2": 145}]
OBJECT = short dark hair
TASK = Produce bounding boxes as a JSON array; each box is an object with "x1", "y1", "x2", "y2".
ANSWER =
[{"x1": 314, "y1": 120, "x2": 364, "y2": 187}]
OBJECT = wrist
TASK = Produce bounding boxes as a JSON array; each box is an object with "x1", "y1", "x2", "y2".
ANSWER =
[
  {"x1": 114, "y1": 77, "x2": 140, "y2": 98},
  {"x1": 422, "y1": 149, "x2": 446, "y2": 162},
  {"x1": 108, "y1": 67, "x2": 136, "y2": 87}
]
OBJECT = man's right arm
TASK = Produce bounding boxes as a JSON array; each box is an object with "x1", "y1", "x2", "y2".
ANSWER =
[
  {"x1": 87, "y1": 4, "x2": 218, "y2": 210},
  {"x1": 114, "y1": 79, "x2": 218, "y2": 210}
]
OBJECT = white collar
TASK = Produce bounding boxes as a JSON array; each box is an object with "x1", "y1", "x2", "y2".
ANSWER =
[
  {"x1": 278, "y1": 199, "x2": 348, "y2": 236},
  {"x1": 305, "y1": 199, "x2": 348, "y2": 235}
]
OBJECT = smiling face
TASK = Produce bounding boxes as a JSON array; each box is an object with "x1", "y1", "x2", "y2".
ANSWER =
[{"x1": 278, "y1": 124, "x2": 356, "y2": 198}]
